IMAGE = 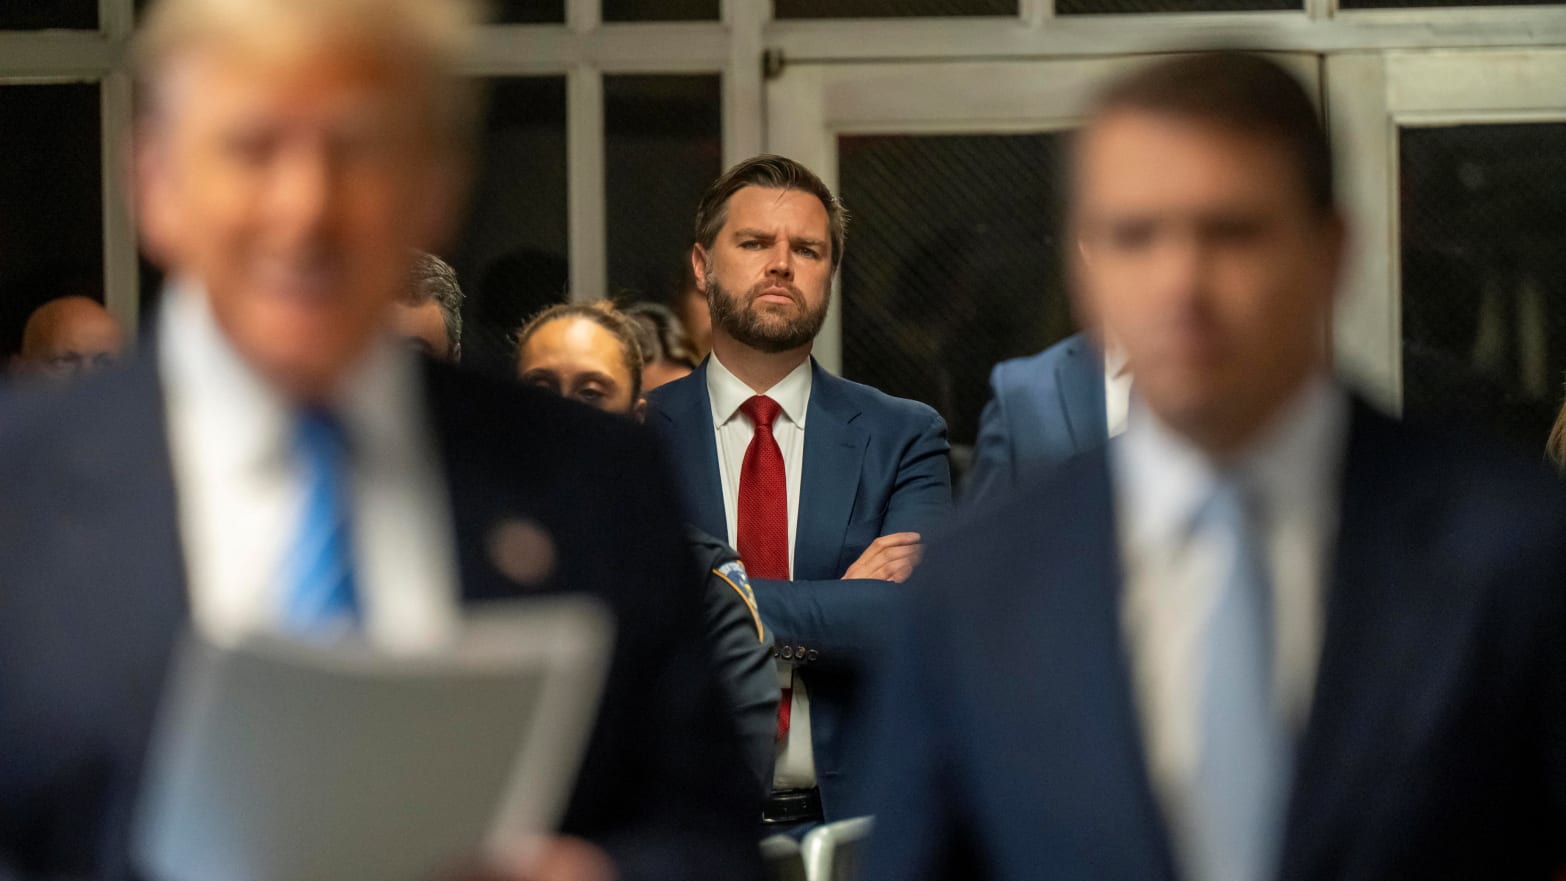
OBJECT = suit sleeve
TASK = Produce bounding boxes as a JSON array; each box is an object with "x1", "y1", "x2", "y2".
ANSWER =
[
  {"x1": 965, "y1": 362, "x2": 1015, "y2": 507},
  {"x1": 587, "y1": 435, "x2": 763, "y2": 881},
  {"x1": 752, "y1": 407, "x2": 953, "y2": 670},
  {"x1": 703, "y1": 558, "x2": 780, "y2": 798}
]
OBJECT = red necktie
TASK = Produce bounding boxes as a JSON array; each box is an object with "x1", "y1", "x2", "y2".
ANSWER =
[
  {"x1": 736, "y1": 395, "x2": 792, "y2": 741},
  {"x1": 737, "y1": 395, "x2": 789, "y2": 580}
]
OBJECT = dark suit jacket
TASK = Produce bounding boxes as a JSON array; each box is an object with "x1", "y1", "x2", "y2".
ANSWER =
[
  {"x1": 645, "y1": 357, "x2": 952, "y2": 819},
  {"x1": 967, "y1": 332, "x2": 1105, "y2": 505},
  {"x1": 687, "y1": 525, "x2": 779, "y2": 798},
  {"x1": 0, "y1": 354, "x2": 761, "y2": 881},
  {"x1": 864, "y1": 400, "x2": 1566, "y2": 881}
]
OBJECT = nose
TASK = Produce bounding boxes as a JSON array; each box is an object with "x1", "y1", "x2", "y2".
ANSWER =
[
  {"x1": 766, "y1": 241, "x2": 794, "y2": 281},
  {"x1": 1148, "y1": 228, "x2": 1210, "y2": 306},
  {"x1": 268, "y1": 142, "x2": 334, "y2": 243}
]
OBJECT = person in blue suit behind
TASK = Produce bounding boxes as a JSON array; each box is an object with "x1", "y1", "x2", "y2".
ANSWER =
[
  {"x1": 646, "y1": 155, "x2": 953, "y2": 830},
  {"x1": 864, "y1": 52, "x2": 1566, "y2": 881},
  {"x1": 966, "y1": 330, "x2": 1129, "y2": 503}
]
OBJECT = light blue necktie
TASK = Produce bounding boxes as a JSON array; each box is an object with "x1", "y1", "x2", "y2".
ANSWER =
[
  {"x1": 1188, "y1": 475, "x2": 1291, "y2": 881},
  {"x1": 281, "y1": 408, "x2": 361, "y2": 636}
]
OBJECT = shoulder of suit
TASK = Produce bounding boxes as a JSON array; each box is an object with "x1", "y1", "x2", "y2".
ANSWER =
[
  {"x1": 641, "y1": 367, "x2": 703, "y2": 418},
  {"x1": 422, "y1": 359, "x2": 651, "y2": 458},
  {"x1": 991, "y1": 333, "x2": 1086, "y2": 386},
  {"x1": 816, "y1": 368, "x2": 945, "y2": 428}
]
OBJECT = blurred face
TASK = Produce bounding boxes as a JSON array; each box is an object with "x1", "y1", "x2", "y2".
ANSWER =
[
  {"x1": 1073, "y1": 110, "x2": 1343, "y2": 454},
  {"x1": 517, "y1": 317, "x2": 638, "y2": 416},
  {"x1": 137, "y1": 39, "x2": 456, "y2": 401},
  {"x1": 20, "y1": 299, "x2": 125, "y2": 380},
  {"x1": 695, "y1": 186, "x2": 833, "y2": 355},
  {"x1": 388, "y1": 299, "x2": 452, "y2": 361}
]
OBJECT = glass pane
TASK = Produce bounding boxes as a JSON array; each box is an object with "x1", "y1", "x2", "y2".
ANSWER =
[
  {"x1": 448, "y1": 77, "x2": 570, "y2": 376},
  {"x1": 490, "y1": 0, "x2": 566, "y2": 24},
  {"x1": 604, "y1": 75, "x2": 722, "y2": 309},
  {"x1": 0, "y1": 84, "x2": 104, "y2": 362},
  {"x1": 1399, "y1": 123, "x2": 1566, "y2": 455},
  {"x1": 604, "y1": 0, "x2": 720, "y2": 20},
  {"x1": 0, "y1": 0, "x2": 95, "y2": 30},
  {"x1": 1057, "y1": 0, "x2": 1295, "y2": 12},
  {"x1": 1343, "y1": 0, "x2": 1559, "y2": 7},
  {"x1": 775, "y1": 0, "x2": 1015, "y2": 17},
  {"x1": 838, "y1": 133, "x2": 1072, "y2": 453}
]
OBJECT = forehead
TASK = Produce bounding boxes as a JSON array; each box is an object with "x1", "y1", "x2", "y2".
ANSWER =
[
  {"x1": 155, "y1": 39, "x2": 421, "y2": 130},
  {"x1": 721, "y1": 186, "x2": 829, "y2": 234},
  {"x1": 521, "y1": 318, "x2": 630, "y2": 378},
  {"x1": 1074, "y1": 110, "x2": 1304, "y2": 214}
]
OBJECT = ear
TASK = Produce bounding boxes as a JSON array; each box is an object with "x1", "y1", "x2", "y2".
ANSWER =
[
  {"x1": 633, "y1": 396, "x2": 648, "y2": 424},
  {"x1": 690, "y1": 244, "x2": 710, "y2": 293}
]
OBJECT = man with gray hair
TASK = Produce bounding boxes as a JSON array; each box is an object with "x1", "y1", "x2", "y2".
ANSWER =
[
  {"x1": 391, "y1": 251, "x2": 465, "y2": 362},
  {"x1": 0, "y1": 0, "x2": 761, "y2": 879}
]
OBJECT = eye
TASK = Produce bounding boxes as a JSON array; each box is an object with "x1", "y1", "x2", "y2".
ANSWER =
[
  {"x1": 577, "y1": 387, "x2": 604, "y2": 402},
  {"x1": 740, "y1": 240, "x2": 766, "y2": 250},
  {"x1": 1105, "y1": 219, "x2": 1156, "y2": 252},
  {"x1": 795, "y1": 246, "x2": 820, "y2": 259}
]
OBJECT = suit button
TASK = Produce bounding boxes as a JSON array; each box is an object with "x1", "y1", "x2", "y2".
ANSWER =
[
  {"x1": 781, "y1": 645, "x2": 794, "y2": 660},
  {"x1": 794, "y1": 645, "x2": 806, "y2": 661},
  {"x1": 807, "y1": 649, "x2": 819, "y2": 662}
]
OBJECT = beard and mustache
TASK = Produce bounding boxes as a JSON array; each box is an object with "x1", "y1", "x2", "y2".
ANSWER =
[{"x1": 705, "y1": 271, "x2": 830, "y2": 354}]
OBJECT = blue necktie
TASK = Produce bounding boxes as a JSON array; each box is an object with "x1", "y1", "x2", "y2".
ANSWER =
[
  {"x1": 1188, "y1": 476, "x2": 1291, "y2": 881},
  {"x1": 281, "y1": 408, "x2": 361, "y2": 636}
]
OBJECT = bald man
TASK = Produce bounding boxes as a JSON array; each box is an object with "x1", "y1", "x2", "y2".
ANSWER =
[{"x1": 15, "y1": 296, "x2": 125, "y2": 379}]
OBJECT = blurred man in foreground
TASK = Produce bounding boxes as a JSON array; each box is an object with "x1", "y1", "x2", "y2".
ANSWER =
[
  {"x1": 516, "y1": 300, "x2": 779, "y2": 794},
  {"x1": 391, "y1": 251, "x2": 464, "y2": 362},
  {"x1": 865, "y1": 52, "x2": 1566, "y2": 881},
  {"x1": 12, "y1": 295, "x2": 125, "y2": 379},
  {"x1": 0, "y1": 1, "x2": 759, "y2": 879}
]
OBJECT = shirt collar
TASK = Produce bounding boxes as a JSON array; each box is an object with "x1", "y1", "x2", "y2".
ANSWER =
[
  {"x1": 706, "y1": 353, "x2": 813, "y2": 429},
  {"x1": 1113, "y1": 373, "x2": 1348, "y2": 552},
  {"x1": 158, "y1": 278, "x2": 426, "y2": 471},
  {"x1": 1105, "y1": 343, "x2": 1132, "y2": 380}
]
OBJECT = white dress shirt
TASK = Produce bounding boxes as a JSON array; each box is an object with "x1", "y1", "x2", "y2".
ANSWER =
[
  {"x1": 1111, "y1": 375, "x2": 1348, "y2": 875},
  {"x1": 1105, "y1": 346, "x2": 1133, "y2": 440},
  {"x1": 706, "y1": 353, "x2": 817, "y2": 790},
  {"x1": 159, "y1": 282, "x2": 461, "y2": 653}
]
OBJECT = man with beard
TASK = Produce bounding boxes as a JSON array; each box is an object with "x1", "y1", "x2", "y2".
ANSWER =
[{"x1": 645, "y1": 155, "x2": 953, "y2": 832}]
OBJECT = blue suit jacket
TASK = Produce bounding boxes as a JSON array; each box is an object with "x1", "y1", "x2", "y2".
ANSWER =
[
  {"x1": 646, "y1": 357, "x2": 952, "y2": 819},
  {"x1": 967, "y1": 332, "x2": 1105, "y2": 504},
  {"x1": 864, "y1": 399, "x2": 1566, "y2": 881},
  {"x1": 0, "y1": 355, "x2": 761, "y2": 881}
]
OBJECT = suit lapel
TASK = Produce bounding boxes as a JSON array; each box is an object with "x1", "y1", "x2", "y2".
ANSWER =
[
  {"x1": 1279, "y1": 403, "x2": 1482, "y2": 880},
  {"x1": 651, "y1": 361, "x2": 727, "y2": 540},
  {"x1": 1055, "y1": 338, "x2": 1108, "y2": 453},
  {"x1": 795, "y1": 362, "x2": 868, "y2": 580}
]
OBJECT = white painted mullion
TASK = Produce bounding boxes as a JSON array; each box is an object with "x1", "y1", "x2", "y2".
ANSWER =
[
  {"x1": 565, "y1": 0, "x2": 605, "y2": 304},
  {"x1": 722, "y1": 0, "x2": 767, "y2": 166},
  {"x1": 567, "y1": 65, "x2": 606, "y2": 303},
  {"x1": 100, "y1": 0, "x2": 138, "y2": 337},
  {"x1": 101, "y1": 69, "x2": 139, "y2": 338},
  {"x1": 1020, "y1": 0, "x2": 1052, "y2": 26}
]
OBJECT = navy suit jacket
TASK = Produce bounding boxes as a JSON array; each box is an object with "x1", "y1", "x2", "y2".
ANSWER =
[
  {"x1": 0, "y1": 355, "x2": 761, "y2": 881},
  {"x1": 865, "y1": 400, "x2": 1566, "y2": 881},
  {"x1": 967, "y1": 332, "x2": 1105, "y2": 504},
  {"x1": 645, "y1": 357, "x2": 952, "y2": 819}
]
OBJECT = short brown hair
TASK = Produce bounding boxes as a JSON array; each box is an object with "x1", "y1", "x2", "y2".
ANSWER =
[
  {"x1": 693, "y1": 154, "x2": 849, "y2": 273},
  {"x1": 516, "y1": 300, "x2": 645, "y2": 402},
  {"x1": 1088, "y1": 52, "x2": 1335, "y2": 216}
]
